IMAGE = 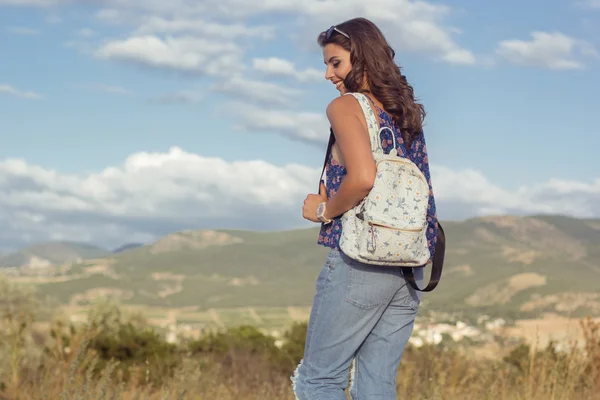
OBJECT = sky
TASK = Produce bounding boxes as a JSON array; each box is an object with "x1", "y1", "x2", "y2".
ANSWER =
[{"x1": 1, "y1": 0, "x2": 599, "y2": 251}]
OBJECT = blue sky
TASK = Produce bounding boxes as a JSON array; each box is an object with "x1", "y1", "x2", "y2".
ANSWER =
[{"x1": 1, "y1": 0, "x2": 599, "y2": 250}]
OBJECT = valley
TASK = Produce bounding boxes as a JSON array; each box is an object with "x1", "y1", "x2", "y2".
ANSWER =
[{"x1": 2, "y1": 213, "x2": 600, "y2": 354}]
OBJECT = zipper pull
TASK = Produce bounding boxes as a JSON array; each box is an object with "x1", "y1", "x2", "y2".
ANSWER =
[
  {"x1": 368, "y1": 225, "x2": 376, "y2": 252},
  {"x1": 372, "y1": 227, "x2": 377, "y2": 250}
]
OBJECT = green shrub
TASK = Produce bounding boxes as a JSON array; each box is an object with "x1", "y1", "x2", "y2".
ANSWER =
[
  {"x1": 187, "y1": 322, "x2": 308, "y2": 373},
  {"x1": 278, "y1": 321, "x2": 307, "y2": 366},
  {"x1": 0, "y1": 276, "x2": 40, "y2": 391},
  {"x1": 43, "y1": 299, "x2": 181, "y2": 386},
  {"x1": 188, "y1": 325, "x2": 275, "y2": 355},
  {"x1": 89, "y1": 321, "x2": 179, "y2": 384}
]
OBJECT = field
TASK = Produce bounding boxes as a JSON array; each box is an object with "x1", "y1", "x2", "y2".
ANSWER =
[
  {"x1": 1, "y1": 214, "x2": 599, "y2": 348},
  {"x1": 65, "y1": 304, "x2": 312, "y2": 336},
  {"x1": 1, "y1": 215, "x2": 600, "y2": 398},
  {"x1": 0, "y1": 286, "x2": 598, "y2": 400}
]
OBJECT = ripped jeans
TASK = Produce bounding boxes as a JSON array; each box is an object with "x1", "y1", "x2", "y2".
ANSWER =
[{"x1": 291, "y1": 248, "x2": 423, "y2": 400}]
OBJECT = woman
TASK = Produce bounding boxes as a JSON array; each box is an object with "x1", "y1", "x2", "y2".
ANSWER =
[{"x1": 294, "y1": 17, "x2": 439, "y2": 400}]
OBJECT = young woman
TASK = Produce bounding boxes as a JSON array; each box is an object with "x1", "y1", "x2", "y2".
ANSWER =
[{"x1": 294, "y1": 17, "x2": 439, "y2": 400}]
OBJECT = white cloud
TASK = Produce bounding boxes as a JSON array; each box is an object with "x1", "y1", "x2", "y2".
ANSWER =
[
  {"x1": 151, "y1": 89, "x2": 203, "y2": 104},
  {"x1": 95, "y1": 8, "x2": 129, "y2": 24},
  {"x1": 77, "y1": 83, "x2": 133, "y2": 95},
  {"x1": 496, "y1": 31, "x2": 598, "y2": 70},
  {"x1": 580, "y1": 0, "x2": 600, "y2": 9},
  {"x1": 0, "y1": 149, "x2": 598, "y2": 251},
  {"x1": 95, "y1": 35, "x2": 244, "y2": 76},
  {"x1": 253, "y1": 58, "x2": 323, "y2": 83},
  {"x1": 0, "y1": 148, "x2": 319, "y2": 250},
  {"x1": 134, "y1": 17, "x2": 275, "y2": 40},
  {"x1": 77, "y1": 28, "x2": 96, "y2": 37},
  {"x1": 430, "y1": 166, "x2": 599, "y2": 217},
  {"x1": 226, "y1": 0, "x2": 476, "y2": 65},
  {"x1": 0, "y1": 0, "x2": 62, "y2": 5},
  {"x1": 232, "y1": 103, "x2": 330, "y2": 145},
  {"x1": 45, "y1": 14, "x2": 62, "y2": 24},
  {"x1": 7, "y1": 26, "x2": 40, "y2": 35},
  {"x1": 211, "y1": 76, "x2": 302, "y2": 106},
  {"x1": 4, "y1": 0, "x2": 475, "y2": 66},
  {"x1": 0, "y1": 84, "x2": 42, "y2": 99}
]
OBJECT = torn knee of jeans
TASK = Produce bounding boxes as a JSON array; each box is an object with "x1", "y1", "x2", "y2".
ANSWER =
[
  {"x1": 290, "y1": 358, "x2": 304, "y2": 399},
  {"x1": 349, "y1": 357, "x2": 357, "y2": 396}
]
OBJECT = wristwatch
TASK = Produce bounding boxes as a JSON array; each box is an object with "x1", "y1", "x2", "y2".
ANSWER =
[{"x1": 317, "y1": 202, "x2": 333, "y2": 224}]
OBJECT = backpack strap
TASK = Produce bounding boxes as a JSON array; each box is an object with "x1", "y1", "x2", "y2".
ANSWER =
[
  {"x1": 402, "y1": 222, "x2": 445, "y2": 292},
  {"x1": 344, "y1": 92, "x2": 384, "y2": 154},
  {"x1": 318, "y1": 92, "x2": 380, "y2": 190},
  {"x1": 318, "y1": 129, "x2": 335, "y2": 191}
]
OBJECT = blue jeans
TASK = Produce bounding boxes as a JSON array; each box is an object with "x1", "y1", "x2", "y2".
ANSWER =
[{"x1": 291, "y1": 248, "x2": 423, "y2": 400}]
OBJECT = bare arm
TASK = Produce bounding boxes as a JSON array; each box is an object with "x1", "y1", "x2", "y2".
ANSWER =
[{"x1": 323, "y1": 95, "x2": 376, "y2": 220}]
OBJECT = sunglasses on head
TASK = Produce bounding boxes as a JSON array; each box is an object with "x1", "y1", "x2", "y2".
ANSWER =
[{"x1": 326, "y1": 25, "x2": 349, "y2": 39}]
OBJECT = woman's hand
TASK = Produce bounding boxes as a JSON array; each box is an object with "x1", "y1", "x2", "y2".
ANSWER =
[{"x1": 302, "y1": 182, "x2": 328, "y2": 223}]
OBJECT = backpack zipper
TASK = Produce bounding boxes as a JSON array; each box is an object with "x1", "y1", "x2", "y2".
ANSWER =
[
  {"x1": 367, "y1": 222, "x2": 424, "y2": 252},
  {"x1": 368, "y1": 221, "x2": 424, "y2": 232}
]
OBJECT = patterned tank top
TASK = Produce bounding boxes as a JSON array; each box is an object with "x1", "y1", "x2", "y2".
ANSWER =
[{"x1": 317, "y1": 98, "x2": 439, "y2": 261}]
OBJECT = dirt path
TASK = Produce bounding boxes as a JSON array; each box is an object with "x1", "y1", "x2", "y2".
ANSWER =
[
  {"x1": 208, "y1": 308, "x2": 225, "y2": 328},
  {"x1": 248, "y1": 307, "x2": 262, "y2": 324},
  {"x1": 504, "y1": 314, "x2": 600, "y2": 349},
  {"x1": 288, "y1": 306, "x2": 310, "y2": 321}
]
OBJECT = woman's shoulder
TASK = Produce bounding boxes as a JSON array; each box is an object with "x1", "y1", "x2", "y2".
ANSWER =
[{"x1": 325, "y1": 93, "x2": 363, "y2": 119}]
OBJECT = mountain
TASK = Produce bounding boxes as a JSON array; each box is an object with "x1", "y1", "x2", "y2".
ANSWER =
[
  {"x1": 112, "y1": 243, "x2": 145, "y2": 254},
  {"x1": 0, "y1": 241, "x2": 110, "y2": 268},
  {"x1": 7, "y1": 215, "x2": 600, "y2": 322}
]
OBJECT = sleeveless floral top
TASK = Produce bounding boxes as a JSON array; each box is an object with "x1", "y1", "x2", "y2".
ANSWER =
[{"x1": 317, "y1": 98, "x2": 439, "y2": 262}]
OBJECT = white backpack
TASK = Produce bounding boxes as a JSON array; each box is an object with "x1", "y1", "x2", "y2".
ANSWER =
[{"x1": 338, "y1": 92, "x2": 431, "y2": 267}]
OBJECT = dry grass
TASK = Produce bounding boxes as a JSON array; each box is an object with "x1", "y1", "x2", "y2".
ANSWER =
[
  {"x1": 397, "y1": 318, "x2": 599, "y2": 400},
  {"x1": 0, "y1": 317, "x2": 597, "y2": 400},
  {"x1": 0, "y1": 275, "x2": 598, "y2": 400}
]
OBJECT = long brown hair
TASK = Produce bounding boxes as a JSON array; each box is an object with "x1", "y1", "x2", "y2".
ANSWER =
[{"x1": 318, "y1": 17, "x2": 426, "y2": 149}]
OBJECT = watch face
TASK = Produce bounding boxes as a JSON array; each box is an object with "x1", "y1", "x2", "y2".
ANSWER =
[{"x1": 317, "y1": 203, "x2": 325, "y2": 216}]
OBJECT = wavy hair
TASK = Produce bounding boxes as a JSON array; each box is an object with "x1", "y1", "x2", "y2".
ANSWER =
[{"x1": 318, "y1": 17, "x2": 426, "y2": 149}]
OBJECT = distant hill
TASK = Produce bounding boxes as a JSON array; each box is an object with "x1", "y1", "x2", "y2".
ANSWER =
[
  {"x1": 112, "y1": 243, "x2": 145, "y2": 254},
  {"x1": 0, "y1": 241, "x2": 110, "y2": 268},
  {"x1": 7, "y1": 215, "x2": 600, "y2": 320}
]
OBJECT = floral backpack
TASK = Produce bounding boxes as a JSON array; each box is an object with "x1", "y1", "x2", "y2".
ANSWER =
[{"x1": 321, "y1": 92, "x2": 445, "y2": 292}]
